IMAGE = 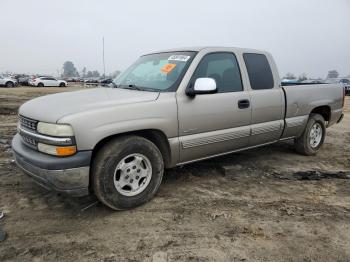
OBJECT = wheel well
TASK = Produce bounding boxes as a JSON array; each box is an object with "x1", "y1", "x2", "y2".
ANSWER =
[
  {"x1": 310, "y1": 106, "x2": 331, "y2": 122},
  {"x1": 91, "y1": 129, "x2": 172, "y2": 168}
]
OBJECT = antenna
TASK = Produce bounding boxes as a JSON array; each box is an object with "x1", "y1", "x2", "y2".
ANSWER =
[{"x1": 102, "y1": 37, "x2": 106, "y2": 78}]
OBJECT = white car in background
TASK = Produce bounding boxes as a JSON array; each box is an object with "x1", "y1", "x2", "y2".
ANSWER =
[
  {"x1": 0, "y1": 75, "x2": 17, "y2": 87},
  {"x1": 29, "y1": 76, "x2": 67, "y2": 87}
]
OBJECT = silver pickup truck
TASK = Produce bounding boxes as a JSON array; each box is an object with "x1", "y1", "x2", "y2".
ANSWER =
[{"x1": 12, "y1": 47, "x2": 345, "y2": 210}]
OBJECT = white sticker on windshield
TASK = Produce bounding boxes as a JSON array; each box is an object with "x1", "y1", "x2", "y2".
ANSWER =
[{"x1": 168, "y1": 55, "x2": 190, "y2": 62}]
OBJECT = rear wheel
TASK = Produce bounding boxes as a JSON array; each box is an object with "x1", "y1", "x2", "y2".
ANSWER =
[
  {"x1": 92, "y1": 136, "x2": 164, "y2": 210},
  {"x1": 5, "y1": 81, "x2": 14, "y2": 88},
  {"x1": 37, "y1": 83, "x2": 44, "y2": 87},
  {"x1": 294, "y1": 114, "x2": 326, "y2": 155}
]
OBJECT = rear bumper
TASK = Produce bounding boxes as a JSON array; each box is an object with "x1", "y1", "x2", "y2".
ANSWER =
[
  {"x1": 329, "y1": 109, "x2": 344, "y2": 127},
  {"x1": 12, "y1": 134, "x2": 92, "y2": 197}
]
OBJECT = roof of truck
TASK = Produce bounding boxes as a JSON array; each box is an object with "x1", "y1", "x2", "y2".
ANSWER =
[{"x1": 146, "y1": 46, "x2": 264, "y2": 55}]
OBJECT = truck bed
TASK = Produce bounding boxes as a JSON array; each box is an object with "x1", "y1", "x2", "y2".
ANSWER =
[{"x1": 281, "y1": 83, "x2": 344, "y2": 139}]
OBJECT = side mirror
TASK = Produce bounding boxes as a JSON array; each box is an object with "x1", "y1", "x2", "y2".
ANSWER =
[{"x1": 186, "y1": 78, "x2": 217, "y2": 97}]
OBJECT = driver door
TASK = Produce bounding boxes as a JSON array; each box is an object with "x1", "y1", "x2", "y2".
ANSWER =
[{"x1": 177, "y1": 52, "x2": 251, "y2": 163}]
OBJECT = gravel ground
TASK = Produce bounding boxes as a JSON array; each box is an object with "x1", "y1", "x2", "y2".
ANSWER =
[{"x1": 0, "y1": 87, "x2": 349, "y2": 262}]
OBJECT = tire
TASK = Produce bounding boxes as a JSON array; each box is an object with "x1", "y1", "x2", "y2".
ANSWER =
[
  {"x1": 294, "y1": 113, "x2": 326, "y2": 156},
  {"x1": 59, "y1": 82, "x2": 66, "y2": 87},
  {"x1": 92, "y1": 135, "x2": 164, "y2": 210},
  {"x1": 5, "y1": 81, "x2": 14, "y2": 88},
  {"x1": 37, "y1": 83, "x2": 44, "y2": 87}
]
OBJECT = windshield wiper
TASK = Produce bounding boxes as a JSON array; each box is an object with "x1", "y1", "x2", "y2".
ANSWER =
[
  {"x1": 119, "y1": 84, "x2": 142, "y2": 91},
  {"x1": 116, "y1": 84, "x2": 160, "y2": 92}
]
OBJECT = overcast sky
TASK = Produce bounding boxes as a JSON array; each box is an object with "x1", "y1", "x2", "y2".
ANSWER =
[{"x1": 0, "y1": 0, "x2": 349, "y2": 78}]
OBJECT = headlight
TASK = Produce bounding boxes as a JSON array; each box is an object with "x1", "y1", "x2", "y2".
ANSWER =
[
  {"x1": 38, "y1": 143, "x2": 77, "y2": 156},
  {"x1": 37, "y1": 122, "x2": 74, "y2": 137}
]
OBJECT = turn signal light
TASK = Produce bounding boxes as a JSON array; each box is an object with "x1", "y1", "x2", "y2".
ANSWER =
[
  {"x1": 38, "y1": 143, "x2": 77, "y2": 156},
  {"x1": 56, "y1": 146, "x2": 77, "y2": 156}
]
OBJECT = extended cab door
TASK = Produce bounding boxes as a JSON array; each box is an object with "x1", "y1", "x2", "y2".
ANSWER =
[
  {"x1": 242, "y1": 53, "x2": 284, "y2": 146},
  {"x1": 177, "y1": 52, "x2": 251, "y2": 163}
]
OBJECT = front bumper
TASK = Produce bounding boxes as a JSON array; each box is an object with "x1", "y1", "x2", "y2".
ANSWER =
[{"x1": 12, "y1": 134, "x2": 92, "y2": 197}]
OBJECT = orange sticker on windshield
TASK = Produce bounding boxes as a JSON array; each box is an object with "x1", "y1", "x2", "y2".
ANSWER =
[{"x1": 161, "y1": 63, "x2": 176, "y2": 74}]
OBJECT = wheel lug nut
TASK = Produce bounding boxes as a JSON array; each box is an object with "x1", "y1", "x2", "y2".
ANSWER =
[
  {"x1": 130, "y1": 179, "x2": 133, "y2": 183},
  {"x1": 133, "y1": 166, "x2": 136, "y2": 169},
  {"x1": 136, "y1": 176, "x2": 139, "y2": 179},
  {"x1": 137, "y1": 169, "x2": 140, "y2": 173},
  {"x1": 125, "y1": 175, "x2": 129, "y2": 179},
  {"x1": 127, "y1": 169, "x2": 130, "y2": 173}
]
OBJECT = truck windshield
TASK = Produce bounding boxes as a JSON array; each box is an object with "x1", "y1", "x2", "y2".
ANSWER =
[{"x1": 113, "y1": 51, "x2": 196, "y2": 92}]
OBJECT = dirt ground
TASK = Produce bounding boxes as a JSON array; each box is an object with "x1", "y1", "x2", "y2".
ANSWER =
[{"x1": 0, "y1": 87, "x2": 349, "y2": 262}]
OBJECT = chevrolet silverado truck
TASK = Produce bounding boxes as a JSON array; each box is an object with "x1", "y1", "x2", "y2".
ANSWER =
[{"x1": 12, "y1": 47, "x2": 345, "y2": 210}]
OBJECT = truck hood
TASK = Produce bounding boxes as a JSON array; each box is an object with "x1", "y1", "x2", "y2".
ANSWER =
[{"x1": 19, "y1": 88, "x2": 159, "y2": 123}]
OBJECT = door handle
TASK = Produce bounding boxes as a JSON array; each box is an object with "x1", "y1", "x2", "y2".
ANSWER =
[{"x1": 238, "y1": 99, "x2": 250, "y2": 109}]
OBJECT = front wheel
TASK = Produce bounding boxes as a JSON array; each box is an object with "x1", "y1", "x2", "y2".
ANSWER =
[
  {"x1": 294, "y1": 113, "x2": 326, "y2": 155},
  {"x1": 92, "y1": 136, "x2": 164, "y2": 210},
  {"x1": 59, "y1": 82, "x2": 66, "y2": 87}
]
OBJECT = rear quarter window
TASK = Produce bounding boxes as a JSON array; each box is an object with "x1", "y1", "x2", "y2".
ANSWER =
[{"x1": 243, "y1": 53, "x2": 274, "y2": 90}]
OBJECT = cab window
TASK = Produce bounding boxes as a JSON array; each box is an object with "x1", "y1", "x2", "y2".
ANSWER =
[{"x1": 191, "y1": 52, "x2": 243, "y2": 93}]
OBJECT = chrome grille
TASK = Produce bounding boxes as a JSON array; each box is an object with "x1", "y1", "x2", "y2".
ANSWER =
[
  {"x1": 21, "y1": 134, "x2": 37, "y2": 148},
  {"x1": 19, "y1": 115, "x2": 37, "y2": 131}
]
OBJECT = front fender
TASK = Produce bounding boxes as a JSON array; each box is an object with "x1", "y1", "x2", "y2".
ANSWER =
[{"x1": 58, "y1": 93, "x2": 178, "y2": 151}]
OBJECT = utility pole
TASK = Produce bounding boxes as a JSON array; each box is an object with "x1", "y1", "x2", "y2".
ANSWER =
[{"x1": 102, "y1": 37, "x2": 106, "y2": 78}]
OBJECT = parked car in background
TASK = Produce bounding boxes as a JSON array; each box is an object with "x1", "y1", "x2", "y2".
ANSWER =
[
  {"x1": 15, "y1": 74, "x2": 30, "y2": 86},
  {"x1": 281, "y1": 78, "x2": 299, "y2": 86},
  {"x1": 326, "y1": 78, "x2": 350, "y2": 95},
  {"x1": 84, "y1": 78, "x2": 100, "y2": 84},
  {"x1": 282, "y1": 79, "x2": 324, "y2": 86},
  {"x1": 339, "y1": 79, "x2": 350, "y2": 95},
  {"x1": 99, "y1": 78, "x2": 113, "y2": 87},
  {"x1": 0, "y1": 75, "x2": 17, "y2": 87},
  {"x1": 301, "y1": 79, "x2": 324, "y2": 84},
  {"x1": 64, "y1": 77, "x2": 83, "y2": 83},
  {"x1": 29, "y1": 76, "x2": 67, "y2": 87}
]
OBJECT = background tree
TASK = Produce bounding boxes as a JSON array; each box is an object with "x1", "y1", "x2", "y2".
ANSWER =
[
  {"x1": 62, "y1": 61, "x2": 79, "y2": 77},
  {"x1": 327, "y1": 70, "x2": 339, "y2": 79},
  {"x1": 110, "y1": 70, "x2": 121, "y2": 79},
  {"x1": 82, "y1": 67, "x2": 87, "y2": 78},
  {"x1": 283, "y1": 73, "x2": 296, "y2": 79},
  {"x1": 298, "y1": 73, "x2": 307, "y2": 82},
  {"x1": 86, "y1": 71, "x2": 93, "y2": 78},
  {"x1": 92, "y1": 70, "x2": 100, "y2": 77}
]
